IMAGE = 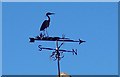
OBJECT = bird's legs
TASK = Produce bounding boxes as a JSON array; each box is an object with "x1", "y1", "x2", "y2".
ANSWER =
[
  {"x1": 46, "y1": 28, "x2": 49, "y2": 37},
  {"x1": 43, "y1": 30, "x2": 46, "y2": 37}
]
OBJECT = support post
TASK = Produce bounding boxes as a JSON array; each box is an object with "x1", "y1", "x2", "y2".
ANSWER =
[{"x1": 56, "y1": 40, "x2": 60, "y2": 77}]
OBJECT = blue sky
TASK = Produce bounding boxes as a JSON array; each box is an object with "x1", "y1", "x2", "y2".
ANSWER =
[{"x1": 2, "y1": 2, "x2": 118, "y2": 75}]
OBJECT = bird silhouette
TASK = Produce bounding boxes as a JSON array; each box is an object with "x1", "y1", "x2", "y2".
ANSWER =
[{"x1": 40, "y1": 12, "x2": 55, "y2": 37}]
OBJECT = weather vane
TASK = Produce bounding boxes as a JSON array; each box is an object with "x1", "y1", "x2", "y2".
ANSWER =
[{"x1": 29, "y1": 12, "x2": 86, "y2": 77}]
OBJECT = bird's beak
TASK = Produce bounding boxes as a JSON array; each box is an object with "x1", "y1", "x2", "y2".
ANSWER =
[{"x1": 50, "y1": 13, "x2": 55, "y2": 15}]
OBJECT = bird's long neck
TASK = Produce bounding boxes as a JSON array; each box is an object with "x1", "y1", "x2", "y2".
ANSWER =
[{"x1": 47, "y1": 15, "x2": 50, "y2": 22}]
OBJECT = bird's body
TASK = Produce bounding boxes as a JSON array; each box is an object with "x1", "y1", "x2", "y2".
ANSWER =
[
  {"x1": 40, "y1": 12, "x2": 54, "y2": 37},
  {"x1": 40, "y1": 20, "x2": 50, "y2": 31}
]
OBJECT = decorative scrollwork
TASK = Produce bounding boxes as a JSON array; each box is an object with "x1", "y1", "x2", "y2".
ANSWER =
[{"x1": 50, "y1": 51, "x2": 65, "y2": 61}]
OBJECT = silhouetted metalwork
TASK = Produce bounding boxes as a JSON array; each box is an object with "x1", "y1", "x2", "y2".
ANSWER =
[
  {"x1": 38, "y1": 44, "x2": 77, "y2": 61},
  {"x1": 29, "y1": 35, "x2": 85, "y2": 77},
  {"x1": 29, "y1": 36, "x2": 85, "y2": 44},
  {"x1": 29, "y1": 12, "x2": 86, "y2": 77},
  {"x1": 40, "y1": 12, "x2": 55, "y2": 36}
]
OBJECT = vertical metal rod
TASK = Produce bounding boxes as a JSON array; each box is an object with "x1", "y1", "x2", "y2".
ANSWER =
[{"x1": 56, "y1": 40, "x2": 60, "y2": 77}]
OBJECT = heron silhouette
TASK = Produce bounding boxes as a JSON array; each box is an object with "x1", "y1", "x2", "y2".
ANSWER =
[{"x1": 40, "y1": 12, "x2": 55, "y2": 37}]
